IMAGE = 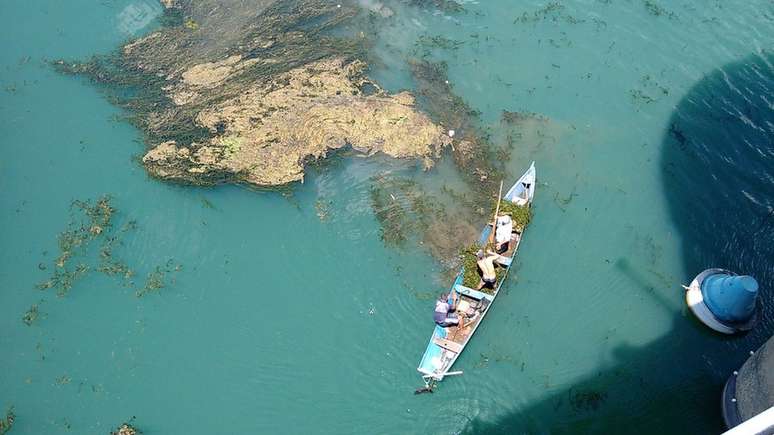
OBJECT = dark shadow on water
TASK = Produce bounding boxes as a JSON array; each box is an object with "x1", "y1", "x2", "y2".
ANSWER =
[
  {"x1": 661, "y1": 50, "x2": 774, "y2": 348},
  {"x1": 462, "y1": 52, "x2": 773, "y2": 433}
]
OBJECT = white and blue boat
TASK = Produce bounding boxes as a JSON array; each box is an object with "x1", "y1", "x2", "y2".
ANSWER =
[{"x1": 417, "y1": 162, "x2": 536, "y2": 385}]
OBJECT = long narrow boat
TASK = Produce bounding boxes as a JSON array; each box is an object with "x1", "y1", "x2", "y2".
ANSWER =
[{"x1": 417, "y1": 161, "x2": 536, "y2": 384}]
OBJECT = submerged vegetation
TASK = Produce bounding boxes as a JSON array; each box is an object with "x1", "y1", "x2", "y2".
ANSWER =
[
  {"x1": 29, "y1": 195, "x2": 183, "y2": 320},
  {"x1": 36, "y1": 196, "x2": 131, "y2": 296},
  {"x1": 568, "y1": 388, "x2": 608, "y2": 412},
  {"x1": 408, "y1": 58, "x2": 509, "y2": 200},
  {"x1": 643, "y1": 0, "x2": 676, "y2": 18},
  {"x1": 369, "y1": 174, "x2": 479, "y2": 265},
  {"x1": 407, "y1": 0, "x2": 466, "y2": 14},
  {"x1": 501, "y1": 110, "x2": 548, "y2": 125},
  {"x1": 364, "y1": 57, "x2": 531, "y2": 263},
  {"x1": 369, "y1": 175, "x2": 437, "y2": 247}
]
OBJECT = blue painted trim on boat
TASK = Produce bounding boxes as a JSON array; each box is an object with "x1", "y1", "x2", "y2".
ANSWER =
[
  {"x1": 417, "y1": 223, "x2": 513, "y2": 377},
  {"x1": 478, "y1": 226, "x2": 492, "y2": 245},
  {"x1": 454, "y1": 284, "x2": 494, "y2": 302}
]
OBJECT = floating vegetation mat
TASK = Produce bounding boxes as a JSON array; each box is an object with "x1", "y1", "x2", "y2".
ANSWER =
[
  {"x1": 29, "y1": 195, "x2": 183, "y2": 323},
  {"x1": 36, "y1": 196, "x2": 135, "y2": 296},
  {"x1": 55, "y1": 0, "x2": 451, "y2": 187}
]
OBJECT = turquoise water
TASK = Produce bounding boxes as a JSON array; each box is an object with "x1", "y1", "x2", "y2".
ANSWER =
[{"x1": 1, "y1": 0, "x2": 772, "y2": 434}]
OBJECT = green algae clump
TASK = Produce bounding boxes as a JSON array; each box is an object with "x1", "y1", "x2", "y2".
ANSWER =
[
  {"x1": 37, "y1": 196, "x2": 127, "y2": 296},
  {"x1": 494, "y1": 201, "x2": 532, "y2": 231},
  {"x1": 22, "y1": 301, "x2": 43, "y2": 326},
  {"x1": 458, "y1": 243, "x2": 506, "y2": 294},
  {"x1": 112, "y1": 422, "x2": 140, "y2": 435},
  {"x1": 136, "y1": 259, "x2": 182, "y2": 297},
  {"x1": 460, "y1": 243, "x2": 484, "y2": 290},
  {"x1": 144, "y1": 58, "x2": 451, "y2": 186}
]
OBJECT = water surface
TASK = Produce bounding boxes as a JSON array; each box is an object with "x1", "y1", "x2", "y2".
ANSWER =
[{"x1": 1, "y1": 0, "x2": 772, "y2": 433}]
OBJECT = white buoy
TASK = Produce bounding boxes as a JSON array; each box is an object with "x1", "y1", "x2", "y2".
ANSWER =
[{"x1": 448, "y1": 129, "x2": 455, "y2": 137}]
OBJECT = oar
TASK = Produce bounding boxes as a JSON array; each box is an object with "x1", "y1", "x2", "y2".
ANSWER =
[{"x1": 488, "y1": 181, "x2": 504, "y2": 247}]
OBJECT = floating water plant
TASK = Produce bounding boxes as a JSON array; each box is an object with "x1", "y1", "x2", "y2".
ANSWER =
[
  {"x1": 643, "y1": 0, "x2": 676, "y2": 18},
  {"x1": 370, "y1": 176, "x2": 429, "y2": 247},
  {"x1": 136, "y1": 259, "x2": 182, "y2": 297},
  {"x1": 408, "y1": 59, "x2": 508, "y2": 201},
  {"x1": 314, "y1": 199, "x2": 332, "y2": 222},
  {"x1": 501, "y1": 110, "x2": 549, "y2": 126},
  {"x1": 112, "y1": 420, "x2": 140, "y2": 435},
  {"x1": 37, "y1": 196, "x2": 133, "y2": 296},
  {"x1": 21, "y1": 301, "x2": 43, "y2": 326}
]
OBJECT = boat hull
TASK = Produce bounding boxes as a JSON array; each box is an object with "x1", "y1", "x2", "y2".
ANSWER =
[{"x1": 417, "y1": 162, "x2": 536, "y2": 381}]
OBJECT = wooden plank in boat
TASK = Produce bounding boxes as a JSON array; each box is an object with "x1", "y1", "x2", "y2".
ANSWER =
[{"x1": 433, "y1": 337, "x2": 463, "y2": 353}]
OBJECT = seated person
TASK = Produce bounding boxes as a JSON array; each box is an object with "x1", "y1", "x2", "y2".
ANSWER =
[
  {"x1": 476, "y1": 251, "x2": 500, "y2": 290},
  {"x1": 434, "y1": 292, "x2": 460, "y2": 327},
  {"x1": 494, "y1": 214, "x2": 513, "y2": 253}
]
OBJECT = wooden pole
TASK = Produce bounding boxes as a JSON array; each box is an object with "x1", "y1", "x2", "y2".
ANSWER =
[{"x1": 488, "y1": 180, "x2": 504, "y2": 247}]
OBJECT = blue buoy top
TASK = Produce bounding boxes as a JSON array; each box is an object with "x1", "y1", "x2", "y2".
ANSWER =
[{"x1": 701, "y1": 273, "x2": 759, "y2": 324}]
